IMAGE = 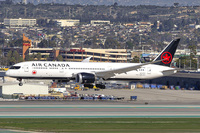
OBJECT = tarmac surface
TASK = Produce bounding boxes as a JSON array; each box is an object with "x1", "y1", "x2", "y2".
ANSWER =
[
  {"x1": 75, "y1": 88, "x2": 200, "y2": 105},
  {"x1": 1, "y1": 86, "x2": 200, "y2": 118}
]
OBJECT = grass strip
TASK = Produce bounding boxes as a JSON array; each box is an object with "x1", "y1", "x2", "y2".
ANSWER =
[{"x1": 0, "y1": 118, "x2": 200, "y2": 132}]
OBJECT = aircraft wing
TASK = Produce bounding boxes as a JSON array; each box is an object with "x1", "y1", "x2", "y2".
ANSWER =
[
  {"x1": 82, "y1": 56, "x2": 92, "y2": 62},
  {"x1": 95, "y1": 60, "x2": 163, "y2": 80}
]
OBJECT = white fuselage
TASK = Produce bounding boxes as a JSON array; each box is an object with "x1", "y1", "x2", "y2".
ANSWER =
[{"x1": 5, "y1": 61, "x2": 176, "y2": 81}]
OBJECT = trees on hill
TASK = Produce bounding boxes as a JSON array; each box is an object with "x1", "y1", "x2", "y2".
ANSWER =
[{"x1": 0, "y1": 50, "x2": 23, "y2": 66}]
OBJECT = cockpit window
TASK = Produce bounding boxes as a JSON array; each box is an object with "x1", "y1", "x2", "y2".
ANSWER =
[{"x1": 9, "y1": 66, "x2": 21, "y2": 69}]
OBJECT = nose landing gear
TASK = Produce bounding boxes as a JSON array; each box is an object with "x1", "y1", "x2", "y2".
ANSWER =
[{"x1": 17, "y1": 78, "x2": 23, "y2": 86}]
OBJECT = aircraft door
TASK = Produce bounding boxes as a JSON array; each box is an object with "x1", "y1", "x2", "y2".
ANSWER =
[
  {"x1": 108, "y1": 66, "x2": 113, "y2": 70},
  {"x1": 139, "y1": 67, "x2": 145, "y2": 76},
  {"x1": 24, "y1": 65, "x2": 29, "y2": 72},
  {"x1": 147, "y1": 67, "x2": 151, "y2": 74},
  {"x1": 0, "y1": 87, "x2": 2, "y2": 96},
  {"x1": 59, "y1": 67, "x2": 64, "y2": 73}
]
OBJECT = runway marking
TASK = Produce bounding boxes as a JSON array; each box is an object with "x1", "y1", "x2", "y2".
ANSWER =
[
  {"x1": 1, "y1": 116, "x2": 200, "y2": 118},
  {"x1": 1, "y1": 111, "x2": 200, "y2": 113},
  {"x1": 1, "y1": 106, "x2": 200, "y2": 108},
  {"x1": 1, "y1": 105, "x2": 200, "y2": 118}
]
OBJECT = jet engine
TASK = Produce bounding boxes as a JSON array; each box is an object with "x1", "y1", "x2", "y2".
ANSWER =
[
  {"x1": 96, "y1": 84, "x2": 106, "y2": 89},
  {"x1": 76, "y1": 73, "x2": 95, "y2": 84}
]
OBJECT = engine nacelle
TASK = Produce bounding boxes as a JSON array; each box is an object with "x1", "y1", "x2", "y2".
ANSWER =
[
  {"x1": 76, "y1": 73, "x2": 95, "y2": 84},
  {"x1": 96, "y1": 84, "x2": 106, "y2": 89}
]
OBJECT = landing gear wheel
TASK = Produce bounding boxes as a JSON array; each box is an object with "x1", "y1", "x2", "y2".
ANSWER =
[
  {"x1": 96, "y1": 84, "x2": 106, "y2": 89},
  {"x1": 19, "y1": 82, "x2": 23, "y2": 86},
  {"x1": 84, "y1": 84, "x2": 94, "y2": 88},
  {"x1": 17, "y1": 78, "x2": 23, "y2": 86}
]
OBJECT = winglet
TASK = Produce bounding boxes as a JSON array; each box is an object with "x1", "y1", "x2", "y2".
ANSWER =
[
  {"x1": 153, "y1": 38, "x2": 180, "y2": 67},
  {"x1": 82, "y1": 56, "x2": 92, "y2": 62}
]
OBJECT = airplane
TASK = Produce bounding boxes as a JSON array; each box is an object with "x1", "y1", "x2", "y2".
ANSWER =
[{"x1": 6, "y1": 38, "x2": 180, "y2": 88}]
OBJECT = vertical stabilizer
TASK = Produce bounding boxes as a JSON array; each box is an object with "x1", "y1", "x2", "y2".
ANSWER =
[{"x1": 153, "y1": 38, "x2": 180, "y2": 67}]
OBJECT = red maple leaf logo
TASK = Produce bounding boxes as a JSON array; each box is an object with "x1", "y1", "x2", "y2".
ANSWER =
[
  {"x1": 163, "y1": 53, "x2": 170, "y2": 61},
  {"x1": 161, "y1": 52, "x2": 172, "y2": 64},
  {"x1": 32, "y1": 70, "x2": 37, "y2": 75}
]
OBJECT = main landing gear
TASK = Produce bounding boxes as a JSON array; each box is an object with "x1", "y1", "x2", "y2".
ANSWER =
[
  {"x1": 96, "y1": 84, "x2": 106, "y2": 89},
  {"x1": 17, "y1": 78, "x2": 23, "y2": 86}
]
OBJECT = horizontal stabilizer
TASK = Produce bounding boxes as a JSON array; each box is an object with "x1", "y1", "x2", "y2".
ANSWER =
[{"x1": 162, "y1": 69, "x2": 177, "y2": 76}]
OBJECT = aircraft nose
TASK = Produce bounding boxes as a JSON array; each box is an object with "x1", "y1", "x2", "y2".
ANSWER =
[{"x1": 5, "y1": 70, "x2": 10, "y2": 76}]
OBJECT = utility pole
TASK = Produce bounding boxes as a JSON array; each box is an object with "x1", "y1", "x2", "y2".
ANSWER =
[
  {"x1": 68, "y1": 7, "x2": 71, "y2": 18},
  {"x1": 24, "y1": 7, "x2": 27, "y2": 17},
  {"x1": 197, "y1": 56, "x2": 199, "y2": 71},
  {"x1": 139, "y1": 34, "x2": 143, "y2": 53}
]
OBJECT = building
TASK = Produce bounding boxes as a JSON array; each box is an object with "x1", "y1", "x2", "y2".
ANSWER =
[
  {"x1": 90, "y1": 20, "x2": 110, "y2": 26},
  {"x1": 28, "y1": 47, "x2": 59, "y2": 60},
  {"x1": 21, "y1": 0, "x2": 27, "y2": 4},
  {"x1": 0, "y1": 84, "x2": 48, "y2": 97},
  {"x1": 141, "y1": 72, "x2": 200, "y2": 90},
  {"x1": 26, "y1": 47, "x2": 128, "y2": 62},
  {"x1": 23, "y1": 34, "x2": 32, "y2": 60},
  {"x1": 138, "y1": 22, "x2": 152, "y2": 32},
  {"x1": 0, "y1": 0, "x2": 12, "y2": 5},
  {"x1": 4, "y1": 18, "x2": 36, "y2": 27},
  {"x1": 61, "y1": 48, "x2": 128, "y2": 62},
  {"x1": 55, "y1": 19, "x2": 80, "y2": 27}
]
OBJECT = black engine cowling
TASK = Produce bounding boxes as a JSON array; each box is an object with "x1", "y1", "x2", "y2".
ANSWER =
[
  {"x1": 96, "y1": 84, "x2": 106, "y2": 89},
  {"x1": 76, "y1": 73, "x2": 95, "y2": 84}
]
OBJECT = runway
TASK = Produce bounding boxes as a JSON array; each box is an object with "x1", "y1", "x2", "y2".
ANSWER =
[{"x1": 1, "y1": 102, "x2": 200, "y2": 118}]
